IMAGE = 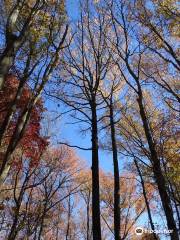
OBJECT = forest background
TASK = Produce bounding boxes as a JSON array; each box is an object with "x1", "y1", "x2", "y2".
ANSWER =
[{"x1": 0, "y1": 0, "x2": 179, "y2": 240}]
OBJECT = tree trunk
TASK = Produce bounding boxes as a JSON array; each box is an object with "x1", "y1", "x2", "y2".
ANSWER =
[
  {"x1": 7, "y1": 207, "x2": 20, "y2": 240},
  {"x1": 0, "y1": 78, "x2": 26, "y2": 145},
  {"x1": 134, "y1": 158, "x2": 158, "y2": 240},
  {"x1": 109, "y1": 102, "x2": 120, "y2": 240},
  {"x1": 91, "y1": 102, "x2": 101, "y2": 240},
  {"x1": 66, "y1": 195, "x2": 71, "y2": 240},
  {"x1": 0, "y1": 37, "x2": 17, "y2": 90},
  {"x1": 137, "y1": 94, "x2": 179, "y2": 240},
  {"x1": 87, "y1": 192, "x2": 90, "y2": 240},
  {"x1": 0, "y1": 108, "x2": 30, "y2": 178}
]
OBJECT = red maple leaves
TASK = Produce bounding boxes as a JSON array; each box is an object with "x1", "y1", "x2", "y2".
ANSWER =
[{"x1": 0, "y1": 74, "x2": 49, "y2": 169}]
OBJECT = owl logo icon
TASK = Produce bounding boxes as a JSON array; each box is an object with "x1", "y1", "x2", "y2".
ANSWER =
[{"x1": 135, "y1": 227, "x2": 144, "y2": 236}]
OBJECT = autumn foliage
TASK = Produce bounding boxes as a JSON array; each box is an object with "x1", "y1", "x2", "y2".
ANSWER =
[
  {"x1": 0, "y1": 0, "x2": 179, "y2": 240},
  {"x1": 0, "y1": 75, "x2": 48, "y2": 169}
]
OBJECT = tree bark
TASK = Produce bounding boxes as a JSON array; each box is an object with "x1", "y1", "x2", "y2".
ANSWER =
[
  {"x1": 86, "y1": 192, "x2": 90, "y2": 240},
  {"x1": 109, "y1": 102, "x2": 120, "y2": 240},
  {"x1": 137, "y1": 94, "x2": 179, "y2": 240},
  {"x1": 91, "y1": 101, "x2": 101, "y2": 240}
]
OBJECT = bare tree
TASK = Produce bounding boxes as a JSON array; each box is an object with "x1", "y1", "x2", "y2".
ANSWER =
[
  {"x1": 100, "y1": 77, "x2": 123, "y2": 240},
  {"x1": 47, "y1": 1, "x2": 113, "y2": 239}
]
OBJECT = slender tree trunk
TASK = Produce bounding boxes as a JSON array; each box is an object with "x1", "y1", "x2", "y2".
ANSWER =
[
  {"x1": 169, "y1": 183, "x2": 180, "y2": 231},
  {"x1": 7, "y1": 207, "x2": 20, "y2": 240},
  {"x1": 137, "y1": 94, "x2": 179, "y2": 240},
  {"x1": 0, "y1": 0, "x2": 42, "y2": 90},
  {"x1": 38, "y1": 204, "x2": 47, "y2": 240},
  {"x1": 0, "y1": 108, "x2": 30, "y2": 179},
  {"x1": 123, "y1": 57, "x2": 179, "y2": 239},
  {"x1": 161, "y1": 157, "x2": 180, "y2": 229},
  {"x1": 91, "y1": 101, "x2": 101, "y2": 240},
  {"x1": 134, "y1": 158, "x2": 158, "y2": 240},
  {"x1": 162, "y1": 161, "x2": 180, "y2": 231},
  {"x1": 0, "y1": 38, "x2": 18, "y2": 90},
  {"x1": 7, "y1": 171, "x2": 30, "y2": 240},
  {"x1": 66, "y1": 195, "x2": 71, "y2": 240},
  {"x1": 87, "y1": 193, "x2": 90, "y2": 240},
  {"x1": 0, "y1": 163, "x2": 11, "y2": 184},
  {"x1": 109, "y1": 102, "x2": 120, "y2": 240},
  {"x1": 0, "y1": 77, "x2": 26, "y2": 145}
]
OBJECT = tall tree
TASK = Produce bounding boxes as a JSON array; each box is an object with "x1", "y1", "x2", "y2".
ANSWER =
[
  {"x1": 0, "y1": 0, "x2": 68, "y2": 180},
  {"x1": 0, "y1": 74, "x2": 48, "y2": 183},
  {"x1": 107, "y1": 0, "x2": 179, "y2": 238},
  {"x1": 48, "y1": 1, "x2": 112, "y2": 239},
  {"x1": 100, "y1": 75, "x2": 123, "y2": 240}
]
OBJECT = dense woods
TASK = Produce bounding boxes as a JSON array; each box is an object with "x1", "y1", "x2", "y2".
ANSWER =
[{"x1": 0, "y1": 0, "x2": 179, "y2": 239}]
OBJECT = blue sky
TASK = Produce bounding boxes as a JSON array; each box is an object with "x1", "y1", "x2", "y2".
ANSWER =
[{"x1": 66, "y1": 0, "x2": 80, "y2": 22}]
